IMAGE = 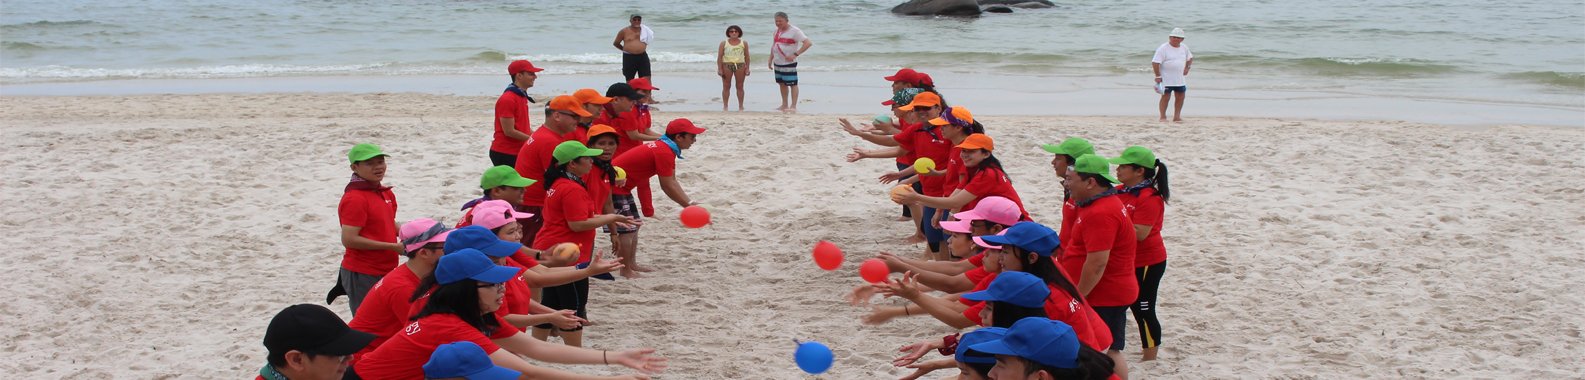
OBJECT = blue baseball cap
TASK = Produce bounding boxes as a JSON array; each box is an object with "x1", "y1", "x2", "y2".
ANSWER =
[
  {"x1": 955, "y1": 327, "x2": 1008, "y2": 364},
  {"x1": 435, "y1": 249, "x2": 521, "y2": 285},
  {"x1": 968, "y1": 318, "x2": 1081, "y2": 369},
  {"x1": 975, "y1": 221, "x2": 1060, "y2": 256},
  {"x1": 443, "y1": 225, "x2": 522, "y2": 258},
  {"x1": 423, "y1": 341, "x2": 522, "y2": 380},
  {"x1": 960, "y1": 272, "x2": 1051, "y2": 308}
]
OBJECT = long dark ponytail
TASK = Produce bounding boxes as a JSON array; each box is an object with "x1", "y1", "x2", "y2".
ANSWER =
[
  {"x1": 541, "y1": 160, "x2": 585, "y2": 190},
  {"x1": 966, "y1": 153, "x2": 1005, "y2": 184},
  {"x1": 1150, "y1": 161, "x2": 1170, "y2": 204},
  {"x1": 1010, "y1": 246, "x2": 1084, "y2": 303}
]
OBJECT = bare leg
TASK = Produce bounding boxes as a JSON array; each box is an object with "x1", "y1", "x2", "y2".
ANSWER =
[
  {"x1": 720, "y1": 73, "x2": 731, "y2": 111},
  {"x1": 530, "y1": 327, "x2": 552, "y2": 341},
  {"x1": 560, "y1": 330, "x2": 583, "y2": 347},
  {"x1": 1157, "y1": 94, "x2": 1170, "y2": 122},
  {"x1": 734, "y1": 70, "x2": 748, "y2": 111},
  {"x1": 1110, "y1": 350, "x2": 1130, "y2": 380},
  {"x1": 789, "y1": 85, "x2": 800, "y2": 113},
  {"x1": 1172, "y1": 91, "x2": 1186, "y2": 122},
  {"x1": 1142, "y1": 346, "x2": 1159, "y2": 361},
  {"x1": 903, "y1": 203, "x2": 925, "y2": 243},
  {"x1": 778, "y1": 84, "x2": 789, "y2": 110},
  {"x1": 617, "y1": 233, "x2": 641, "y2": 278}
]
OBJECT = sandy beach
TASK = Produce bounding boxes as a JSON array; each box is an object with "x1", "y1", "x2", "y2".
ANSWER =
[{"x1": 1, "y1": 93, "x2": 1583, "y2": 379}]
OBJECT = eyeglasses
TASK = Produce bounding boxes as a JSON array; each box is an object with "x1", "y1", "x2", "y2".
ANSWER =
[
  {"x1": 554, "y1": 111, "x2": 580, "y2": 119},
  {"x1": 477, "y1": 282, "x2": 506, "y2": 292}
]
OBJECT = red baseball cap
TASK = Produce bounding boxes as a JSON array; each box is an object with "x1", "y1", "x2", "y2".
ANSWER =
[
  {"x1": 917, "y1": 72, "x2": 935, "y2": 87},
  {"x1": 884, "y1": 68, "x2": 919, "y2": 83},
  {"x1": 508, "y1": 60, "x2": 543, "y2": 75},
  {"x1": 665, "y1": 118, "x2": 707, "y2": 135},
  {"x1": 628, "y1": 77, "x2": 659, "y2": 91}
]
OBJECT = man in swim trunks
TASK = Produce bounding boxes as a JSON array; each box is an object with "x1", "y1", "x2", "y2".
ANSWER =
[
  {"x1": 614, "y1": 14, "x2": 654, "y2": 81},
  {"x1": 769, "y1": 11, "x2": 812, "y2": 113}
]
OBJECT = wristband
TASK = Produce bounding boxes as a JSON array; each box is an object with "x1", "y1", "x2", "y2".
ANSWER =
[{"x1": 938, "y1": 333, "x2": 959, "y2": 356}]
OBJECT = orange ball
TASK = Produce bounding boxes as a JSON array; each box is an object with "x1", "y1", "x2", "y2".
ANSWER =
[
  {"x1": 889, "y1": 185, "x2": 914, "y2": 205},
  {"x1": 547, "y1": 242, "x2": 579, "y2": 266},
  {"x1": 812, "y1": 241, "x2": 843, "y2": 271},
  {"x1": 860, "y1": 258, "x2": 890, "y2": 283},
  {"x1": 680, "y1": 205, "x2": 710, "y2": 228}
]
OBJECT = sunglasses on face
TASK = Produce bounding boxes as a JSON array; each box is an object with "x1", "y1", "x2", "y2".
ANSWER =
[{"x1": 477, "y1": 282, "x2": 506, "y2": 292}]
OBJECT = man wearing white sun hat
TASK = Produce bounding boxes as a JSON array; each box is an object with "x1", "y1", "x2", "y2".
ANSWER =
[{"x1": 1152, "y1": 27, "x2": 1194, "y2": 123}]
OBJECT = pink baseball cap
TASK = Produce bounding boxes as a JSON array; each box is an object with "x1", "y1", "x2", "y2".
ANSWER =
[
  {"x1": 940, "y1": 219, "x2": 974, "y2": 234},
  {"x1": 953, "y1": 196, "x2": 1021, "y2": 227},
  {"x1": 400, "y1": 218, "x2": 453, "y2": 253},
  {"x1": 973, "y1": 230, "x2": 1007, "y2": 250},
  {"x1": 472, "y1": 200, "x2": 533, "y2": 230}
]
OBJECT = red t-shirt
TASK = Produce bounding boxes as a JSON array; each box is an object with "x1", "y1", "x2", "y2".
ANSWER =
[
  {"x1": 611, "y1": 141, "x2": 677, "y2": 195},
  {"x1": 352, "y1": 313, "x2": 519, "y2": 379},
  {"x1": 894, "y1": 121, "x2": 920, "y2": 165},
  {"x1": 958, "y1": 166, "x2": 1031, "y2": 219},
  {"x1": 1116, "y1": 187, "x2": 1167, "y2": 267},
  {"x1": 338, "y1": 187, "x2": 399, "y2": 275},
  {"x1": 1042, "y1": 284, "x2": 1114, "y2": 351},
  {"x1": 491, "y1": 90, "x2": 532, "y2": 154},
  {"x1": 941, "y1": 147, "x2": 964, "y2": 194},
  {"x1": 493, "y1": 263, "x2": 533, "y2": 331},
  {"x1": 892, "y1": 124, "x2": 953, "y2": 196},
  {"x1": 347, "y1": 266, "x2": 422, "y2": 362},
  {"x1": 1059, "y1": 197, "x2": 1077, "y2": 242},
  {"x1": 1058, "y1": 195, "x2": 1139, "y2": 307},
  {"x1": 608, "y1": 104, "x2": 653, "y2": 155},
  {"x1": 583, "y1": 165, "x2": 613, "y2": 212},
  {"x1": 515, "y1": 125, "x2": 588, "y2": 207},
  {"x1": 531, "y1": 178, "x2": 597, "y2": 264}
]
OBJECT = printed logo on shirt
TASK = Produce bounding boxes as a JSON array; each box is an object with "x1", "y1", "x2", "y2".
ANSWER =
[
  {"x1": 546, "y1": 188, "x2": 557, "y2": 197},
  {"x1": 403, "y1": 321, "x2": 421, "y2": 335},
  {"x1": 1065, "y1": 298, "x2": 1080, "y2": 313},
  {"x1": 643, "y1": 141, "x2": 659, "y2": 148}
]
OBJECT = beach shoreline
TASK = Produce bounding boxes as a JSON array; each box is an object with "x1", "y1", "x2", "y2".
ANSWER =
[
  {"x1": 4, "y1": 70, "x2": 1581, "y2": 128},
  {"x1": 2, "y1": 93, "x2": 1583, "y2": 378}
]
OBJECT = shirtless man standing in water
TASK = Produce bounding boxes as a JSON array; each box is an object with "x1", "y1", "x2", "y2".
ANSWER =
[{"x1": 614, "y1": 14, "x2": 654, "y2": 81}]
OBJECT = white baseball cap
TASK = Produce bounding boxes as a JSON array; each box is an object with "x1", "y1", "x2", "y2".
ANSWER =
[{"x1": 1169, "y1": 28, "x2": 1186, "y2": 38}]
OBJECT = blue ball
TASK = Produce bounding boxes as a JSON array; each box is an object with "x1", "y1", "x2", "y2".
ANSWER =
[{"x1": 794, "y1": 341, "x2": 834, "y2": 374}]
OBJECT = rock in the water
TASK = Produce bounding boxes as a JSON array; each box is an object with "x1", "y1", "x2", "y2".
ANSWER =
[
  {"x1": 984, "y1": 5, "x2": 1014, "y2": 13},
  {"x1": 892, "y1": 0, "x2": 984, "y2": 16},
  {"x1": 978, "y1": 0, "x2": 1055, "y2": 7}
]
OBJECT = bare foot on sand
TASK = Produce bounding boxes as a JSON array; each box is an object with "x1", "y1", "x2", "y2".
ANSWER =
[
  {"x1": 632, "y1": 264, "x2": 656, "y2": 273},
  {"x1": 903, "y1": 233, "x2": 925, "y2": 244},
  {"x1": 620, "y1": 268, "x2": 643, "y2": 279},
  {"x1": 895, "y1": 215, "x2": 911, "y2": 221}
]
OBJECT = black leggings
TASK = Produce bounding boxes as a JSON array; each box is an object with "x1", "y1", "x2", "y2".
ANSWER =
[
  {"x1": 1132, "y1": 260, "x2": 1166, "y2": 348},
  {"x1": 489, "y1": 150, "x2": 517, "y2": 167}
]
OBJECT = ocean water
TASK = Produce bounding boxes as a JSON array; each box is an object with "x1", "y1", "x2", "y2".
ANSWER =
[{"x1": 2, "y1": 0, "x2": 1582, "y2": 115}]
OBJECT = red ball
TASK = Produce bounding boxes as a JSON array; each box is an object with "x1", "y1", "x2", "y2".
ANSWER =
[
  {"x1": 812, "y1": 241, "x2": 843, "y2": 271},
  {"x1": 860, "y1": 258, "x2": 890, "y2": 284},
  {"x1": 679, "y1": 205, "x2": 710, "y2": 228}
]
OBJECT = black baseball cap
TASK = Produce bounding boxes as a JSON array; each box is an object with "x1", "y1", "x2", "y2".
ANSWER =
[
  {"x1": 264, "y1": 304, "x2": 375, "y2": 357},
  {"x1": 605, "y1": 83, "x2": 644, "y2": 100}
]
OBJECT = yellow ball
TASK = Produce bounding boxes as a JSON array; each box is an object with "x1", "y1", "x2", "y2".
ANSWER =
[
  {"x1": 913, "y1": 157, "x2": 936, "y2": 174},
  {"x1": 614, "y1": 166, "x2": 627, "y2": 181}
]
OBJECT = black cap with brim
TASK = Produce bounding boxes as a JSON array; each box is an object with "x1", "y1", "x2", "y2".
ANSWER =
[{"x1": 264, "y1": 304, "x2": 377, "y2": 357}]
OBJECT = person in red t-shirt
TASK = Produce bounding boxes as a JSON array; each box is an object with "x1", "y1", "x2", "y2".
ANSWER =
[
  {"x1": 851, "y1": 92, "x2": 956, "y2": 256},
  {"x1": 1109, "y1": 146, "x2": 1171, "y2": 361},
  {"x1": 351, "y1": 249, "x2": 665, "y2": 379},
  {"x1": 584, "y1": 125, "x2": 629, "y2": 275},
  {"x1": 842, "y1": 88, "x2": 926, "y2": 240},
  {"x1": 1040, "y1": 137, "x2": 1097, "y2": 242},
  {"x1": 468, "y1": 202, "x2": 600, "y2": 334},
  {"x1": 530, "y1": 141, "x2": 640, "y2": 347},
  {"x1": 609, "y1": 118, "x2": 706, "y2": 277},
  {"x1": 899, "y1": 133, "x2": 1032, "y2": 230},
  {"x1": 260, "y1": 304, "x2": 374, "y2": 380},
  {"x1": 490, "y1": 60, "x2": 544, "y2": 167},
  {"x1": 572, "y1": 88, "x2": 613, "y2": 130},
  {"x1": 346, "y1": 218, "x2": 451, "y2": 364},
  {"x1": 334, "y1": 143, "x2": 403, "y2": 316},
  {"x1": 848, "y1": 196, "x2": 1022, "y2": 308},
  {"x1": 1060, "y1": 153, "x2": 1139, "y2": 379},
  {"x1": 618, "y1": 79, "x2": 666, "y2": 218},
  {"x1": 514, "y1": 95, "x2": 592, "y2": 248}
]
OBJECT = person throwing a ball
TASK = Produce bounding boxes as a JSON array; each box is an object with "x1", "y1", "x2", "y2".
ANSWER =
[{"x1": 609, "y1": 118, "x2": 708, "y2": 278}]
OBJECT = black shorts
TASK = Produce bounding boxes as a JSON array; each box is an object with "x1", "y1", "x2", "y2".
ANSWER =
[
  {"x1": 488, "y1": 150, "x2": 517, "y2": 167},
  {"x1": 534, "y1": 278, "x2": 589, "y2": 331},
  {"x1": 604, "y1": 194, "x2": 642, "y2": 234},
  {"x1": 623, "y1": 52, "x2": 651, "y2": 81},
  {"x1": 1092, "y1": 305, "x2": 1129, "y2": 351},
  {"x1": 1163, "y1": 85, "x2": 1186, "y2": 94}
]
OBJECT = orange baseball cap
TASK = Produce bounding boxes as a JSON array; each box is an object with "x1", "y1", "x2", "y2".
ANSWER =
[
  {"x1": 957, "y1": 133, "x2": 994, "y2": 151},
  {"x1": 508, "y1": 60, "x2": 543, "y2": 75},
  {"x1": 573, "y1": 88, "x2": 612, "y2": 105},
  {"x1": 587, "y1": 124, "x2": 619, "y2": 139},
  {"x1": 899, "y1": 91, "x2": 941, "y2": 111},
  {"x1": 628, "y1": 77, "x2": 659, "y2": 91},
  {"x1": 929, "y1": 106, "x2": 974, "y2": 126},
  {"x1": 548, "y1": 95, "x2": 592, "y2": 117}
]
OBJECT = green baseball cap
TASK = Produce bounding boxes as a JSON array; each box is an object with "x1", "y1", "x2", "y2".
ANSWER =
[
  {"x1": 1107, "y1": 146, "x2": 1157, "y2": 168},
  {"x1": 1041, "y1": 137, "x2": 1095, "y2": 157},
  {"x1": 1072, "y1": 154, "x2": 1118, "y2": 185},
  {"x1": 480, "y1": 165, "x2": 536, "y2": 189},
  {"x1": 551, "y1": 140, "x2": 604, "y2": 165},
  {"x1": 347, "y1": 143, "x2": 388, "y2": 163}
]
